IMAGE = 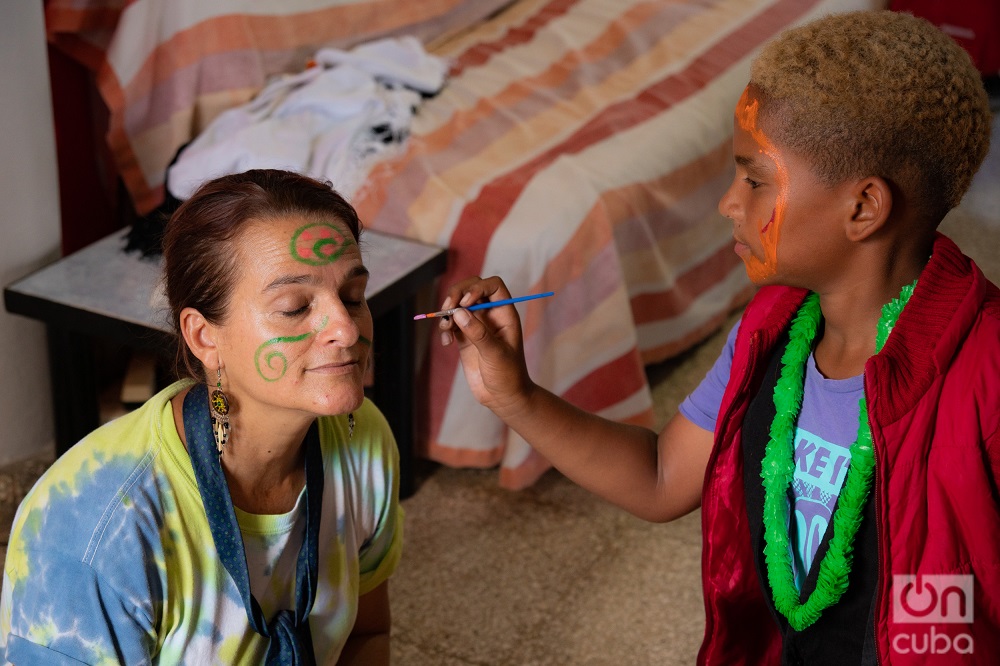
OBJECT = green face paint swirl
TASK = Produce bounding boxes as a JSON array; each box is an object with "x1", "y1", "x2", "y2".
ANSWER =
[
  {"x1": 253, "y1": 316, "x2": 330, "y2": 381},
  {"x1": 254, "y1": 331, "x2": 312, "y2": 381},
  {"x1": 290, "y1": 222, "x2": 353, "y2": 266},
  {"x1": 358, "y1": 334, "x2": 372, "y2": 347}
]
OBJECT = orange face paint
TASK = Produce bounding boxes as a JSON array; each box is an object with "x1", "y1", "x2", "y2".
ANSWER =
[{"x1": 735, "y1": 86, "x2": 788, "y2": 282}]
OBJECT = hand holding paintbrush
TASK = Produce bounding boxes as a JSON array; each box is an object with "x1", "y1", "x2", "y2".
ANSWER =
[
  {"x1": 433, "y1": 277, "x2": 547, "y2": 418},
  {"x1": 413, "y1": 291, "x2": 554, "y2": 320}
]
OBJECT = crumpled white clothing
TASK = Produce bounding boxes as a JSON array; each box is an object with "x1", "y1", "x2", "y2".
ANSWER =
[
  {"x1": 314, "y1": 35, "x2": 449, "y2": 94},
  {"x1": 166, "y1": 36, "x2": 448, "y2": 201}
]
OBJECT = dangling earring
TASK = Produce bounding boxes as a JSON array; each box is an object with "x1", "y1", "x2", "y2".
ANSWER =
[
  {"x1": 348, "y1": 413, "x2": 355, "y2": 440},
  {"x1": 209, "y1": 367, "x2": 230, "y2": 457}
]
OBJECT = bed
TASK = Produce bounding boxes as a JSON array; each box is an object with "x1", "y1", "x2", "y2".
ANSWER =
[{"x1": 45, "y1": 0, "x2": 879, "y2": 489}]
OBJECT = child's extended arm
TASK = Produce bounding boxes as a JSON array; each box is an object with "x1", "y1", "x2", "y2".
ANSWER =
[{"x1": 439, "y1": 277, "x2": 713, "y2": 522}]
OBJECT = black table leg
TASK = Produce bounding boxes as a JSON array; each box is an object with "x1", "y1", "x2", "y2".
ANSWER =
[
  {"x1": 46, "y1": 325, "x2": 100, "y2": 456},
  {"x1": 371, "y1": 300, "x2": 416, "y2": 499}
]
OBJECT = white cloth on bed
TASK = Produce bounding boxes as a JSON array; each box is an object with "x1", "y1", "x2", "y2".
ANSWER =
[
  {"x1": 314, "y1": 36, "x2": 449, "y2": 94},
  {"x1": 166, "y1": 37, "x2": 448, "y2": 200}
]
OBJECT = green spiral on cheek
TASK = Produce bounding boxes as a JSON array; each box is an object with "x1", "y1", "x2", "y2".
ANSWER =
[{"x1": 254, "y1": 331, "x2": 314, "y2": 382}]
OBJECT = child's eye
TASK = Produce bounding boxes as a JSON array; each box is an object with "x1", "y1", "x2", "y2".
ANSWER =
[
  {"x1": 743, "y1": 177, "x2": 762, "y2": 189},
  {"x1": 342, "y1": 296, "x2": 366, "y2": 308}
]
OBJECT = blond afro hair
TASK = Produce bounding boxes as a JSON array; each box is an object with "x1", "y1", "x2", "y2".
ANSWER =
[{"x1": 751, "y1": 10, "x2": 991, "y2": 221}]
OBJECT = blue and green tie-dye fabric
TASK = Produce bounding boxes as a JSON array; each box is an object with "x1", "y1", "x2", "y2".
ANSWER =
[{"x1": 0, "y1": 380, "x2": 402, "y2": 665}]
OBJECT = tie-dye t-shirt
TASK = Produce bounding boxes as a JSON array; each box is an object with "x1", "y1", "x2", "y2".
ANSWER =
[{"x1": 0, "y1": 380, "x2": 402, "y2": 664}]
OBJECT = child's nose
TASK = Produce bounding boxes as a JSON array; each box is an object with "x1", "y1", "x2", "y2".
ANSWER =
[{"x1": 718, "y1": 180, "x2": 740, "y2": 221}]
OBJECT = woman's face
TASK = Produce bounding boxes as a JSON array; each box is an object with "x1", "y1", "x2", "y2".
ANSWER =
[
  {"x1": 212, "y1": 214, "x2": 372, "y2": 418},
  {"x1": 718, "y1": 85, "x2": 853, "y2": 288}
]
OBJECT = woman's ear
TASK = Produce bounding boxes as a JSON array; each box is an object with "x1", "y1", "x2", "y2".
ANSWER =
[
  {"x1": 846, "y1": 176, "x2": 892, "y2": 242},
  {"x1": 179, "y1": 307, "x2": 220, "y2": 370}
]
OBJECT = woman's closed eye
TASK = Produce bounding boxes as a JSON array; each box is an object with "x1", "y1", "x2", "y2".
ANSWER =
[
  {"x1": 743, "y1": 177, "x2": 762, "y2": 189},
  {"x1": 341, "y1": 294, "x2": 366, "y2": 308},
  {"x1": 280, "y1": 303, "x2": 311, "y2": 318},
  {"x1": 340, "y1": 282, "x2": 368, "y2": 308}
]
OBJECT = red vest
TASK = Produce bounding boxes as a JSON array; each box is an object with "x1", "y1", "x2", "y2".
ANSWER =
[{"x1": 697, "y1": 234, "x2": 1000, "y2": 664}]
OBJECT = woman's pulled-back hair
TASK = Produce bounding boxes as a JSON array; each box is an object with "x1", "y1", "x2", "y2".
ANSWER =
[
  {"x1": 750, "y1": 10, "x2": 991, "y2": 222},
  {"x1": 162, "y1": 169, "x2": 363, "y2": 381}
]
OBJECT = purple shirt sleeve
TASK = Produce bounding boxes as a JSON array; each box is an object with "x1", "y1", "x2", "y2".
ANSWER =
[{"x1": 677, "y1": 320, "x2": 740, "y2": 433}]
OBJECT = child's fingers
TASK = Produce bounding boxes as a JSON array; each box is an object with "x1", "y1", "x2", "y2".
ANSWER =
[
  {"x1": 438, "y1": 276, "x2": 514, "y2": 337},
  {"x1": 451, "y1": 308, "x2": 493, "y2": 349},
  {"x1": 441, "y1": 276, "x2": 513, "y2": 311},
  {"x1": 451, "y1": 305, "x2": 521, "y2": 359},
  {"x1": 441, "y1": 277, "x2": 483, "y2": 313}
]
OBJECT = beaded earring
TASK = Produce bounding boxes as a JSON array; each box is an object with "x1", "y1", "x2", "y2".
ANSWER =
[
  {"x1": 348, "y1": 413, "x2": 355, "y2": 440},
  {"x1": 209, "y1": 367, "x2": 230, "y2": 457}
]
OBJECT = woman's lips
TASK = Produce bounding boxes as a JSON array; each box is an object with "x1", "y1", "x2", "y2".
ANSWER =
[{"x1": 308, "y1": 360, "x2": 359, "y2": 375}]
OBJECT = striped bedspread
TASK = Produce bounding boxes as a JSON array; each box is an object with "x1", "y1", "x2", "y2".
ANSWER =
[
  {"x1": 44, "y1": 0, "x2": 513, "y2": 215},
  {"x1": 46, "y1": 0, "x2": 878, "y2": 489},
  {"x1": 353, "y1": 0, "x2": 877, "y2": 487}
]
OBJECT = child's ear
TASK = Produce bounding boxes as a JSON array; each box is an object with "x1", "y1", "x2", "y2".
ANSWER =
[
  {"x1": 180, "y1": 306, "x2": 221, "y2": 370},
  {"x1": 846, "y1": 176, "x2": 892, "y2": 241}
]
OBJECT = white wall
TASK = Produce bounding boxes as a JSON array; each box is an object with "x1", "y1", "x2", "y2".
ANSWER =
[{"x1": 0, "y1": 3, "x2": 61, "y2": 464}]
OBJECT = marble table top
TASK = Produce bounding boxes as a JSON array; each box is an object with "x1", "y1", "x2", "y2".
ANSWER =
[{"x1": 7, "y1": 228, "x2": 446, "y2": 334}]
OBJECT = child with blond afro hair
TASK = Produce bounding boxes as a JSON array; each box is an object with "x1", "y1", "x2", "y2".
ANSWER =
[{"x1": 438, "y1": 9, "x2": 998, "y2": 665}]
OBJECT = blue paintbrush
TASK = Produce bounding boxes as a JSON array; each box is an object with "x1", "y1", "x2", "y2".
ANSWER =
[{"x1": 413, "y1": 291, "x2": 555, "y2": 320}]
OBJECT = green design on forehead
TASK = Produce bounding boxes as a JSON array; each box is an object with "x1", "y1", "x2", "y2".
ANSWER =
[{"x1": 290, "y1": 221, "x2": 354, "y2": 266}]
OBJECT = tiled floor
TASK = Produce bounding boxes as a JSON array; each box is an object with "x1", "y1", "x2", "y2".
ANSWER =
[{"x1": 1, "y1": 111, "x2": 997, "y2": 664}]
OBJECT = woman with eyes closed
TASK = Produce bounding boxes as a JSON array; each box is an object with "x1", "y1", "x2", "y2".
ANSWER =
[{"x1": 0, "y1": 169, "x2": 403, "y2": 665}]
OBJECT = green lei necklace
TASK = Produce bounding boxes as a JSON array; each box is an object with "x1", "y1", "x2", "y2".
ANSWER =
[{"x1": 761, "y1": 279, "x2": 917, "y2": 631}]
